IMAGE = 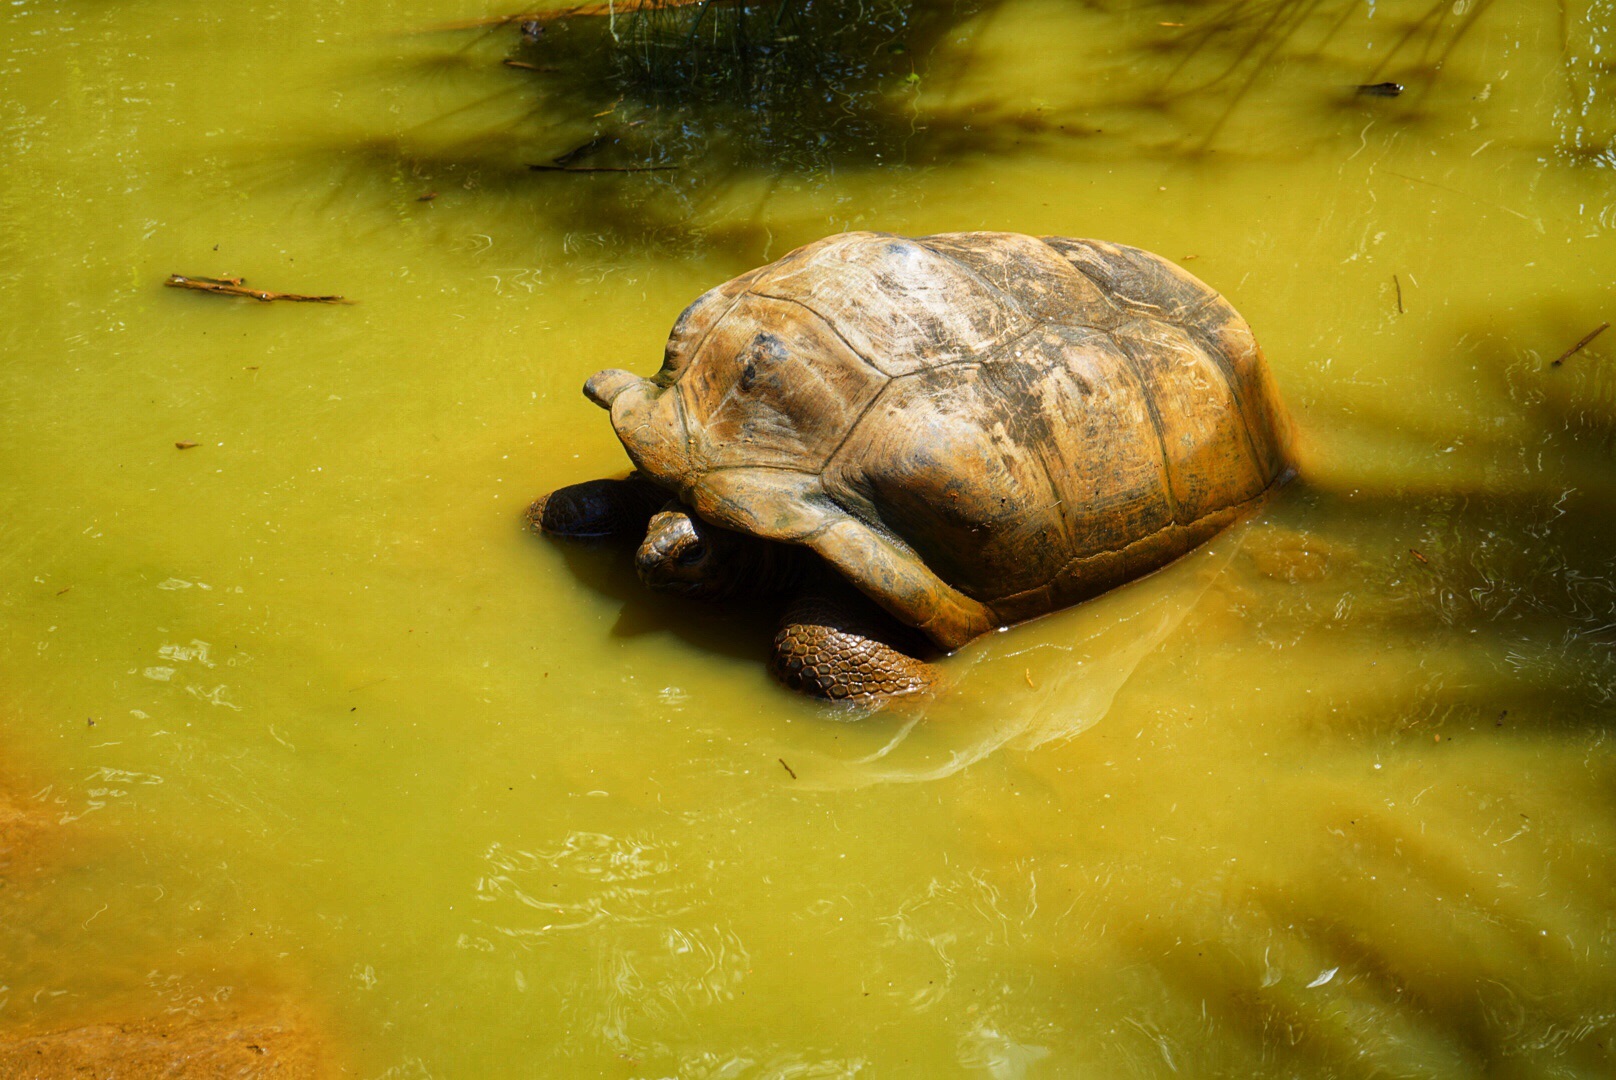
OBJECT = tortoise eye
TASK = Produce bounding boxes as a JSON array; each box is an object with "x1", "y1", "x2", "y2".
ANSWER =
[{"x1": 677, "y1": 542, "x2": 707, "y2": 566}]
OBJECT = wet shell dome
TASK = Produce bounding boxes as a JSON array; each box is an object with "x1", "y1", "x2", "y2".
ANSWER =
[{"x1": 584, "y1": 231, "x2": 1291, "y2": 650}]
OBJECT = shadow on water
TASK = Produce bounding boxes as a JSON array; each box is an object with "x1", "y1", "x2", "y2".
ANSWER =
[
  {"x1": 1272, "y1": 486, "x2": 1616, "y2": 716},
  {"x1": 538, "y1": 531, "x2": 780, "y2": 663},
  {"x1": 488, "y1": 0, "x2": 1506, "y2": 161},
  {"x1": 279, "y1": 0, "x2": 1521, "y2": 251},
  {"x1": 385, "y1": 0, "x2": 1016, "y2": 252},
  {"x1": 1272, "y1": 310, "x2": 1616, "y2": 716}
]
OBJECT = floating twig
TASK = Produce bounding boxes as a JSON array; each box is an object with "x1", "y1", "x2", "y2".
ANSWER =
[
  {"x1": 501, "y1": 59, "x2": 554, "y2": 71},
  {"x1": 778, "y1": 757, "x2": 797, "y2": 780},
  {"x1": 1356, "y1": 81, "x2": 1404, "y2": 97},
  {"x1": 1393, "y1": 273, "x2": 1404, "y2": 314},
  {"x1": 1409, "y1": 548, "x2": 1430, "y2": 567},
  {"x1": 175, "y1": 440, "x2": 199, "y2": 449},
  {"x1": 527, "y1": 163, "x2": 676, "y2": 173},
  {"x1": 1551, "y1": 322, "x2": 1609, "y2": 367},
  {"x1": 426, "y1": 9, "x2": 548, "y2": 30},
  {"x1": 165, "y1": 274, "x2": 352, "y2": 304},
  {"x1": 554, "y1": 134, "x2": 612, "y2": 165},
  {"x1": 1383, "y1": 170, "x2": 1533, "y2": 224}
]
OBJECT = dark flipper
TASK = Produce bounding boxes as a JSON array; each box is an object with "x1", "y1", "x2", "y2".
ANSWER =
[
  {"x1": 526, "y1": 474, "x2": 666, "y2": 538},
  {"x1": 771, "y1": 584, "x2": 938, "y2": 702}
]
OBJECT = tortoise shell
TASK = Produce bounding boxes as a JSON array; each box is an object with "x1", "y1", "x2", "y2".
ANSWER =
[{"x1": 584, "y1": 231, "x2": 1290, "y2": 649}]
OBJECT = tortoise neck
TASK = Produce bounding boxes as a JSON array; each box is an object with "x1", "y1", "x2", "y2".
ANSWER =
[{"x1": 711, "y1": 535, "x2": 814, "y2": 601}]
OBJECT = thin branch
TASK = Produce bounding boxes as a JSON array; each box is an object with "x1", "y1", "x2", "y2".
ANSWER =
[
  {"x1": 1552, "y1": 322, "x2": 1609, "y2": 366},
  {"x1": 165, "y1": 274, "x2": 353, "y2": 304},
  {"x1": 527, "y1": 162, "x2": 676, "y2": 172}
]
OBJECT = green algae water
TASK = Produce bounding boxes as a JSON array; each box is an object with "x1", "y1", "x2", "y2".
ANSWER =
[{"x1": 3, "y1": 0, "x2": 1616, "y2": 1074}]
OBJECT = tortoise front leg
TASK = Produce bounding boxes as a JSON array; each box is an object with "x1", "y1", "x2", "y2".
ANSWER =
[
  {"x1": 526, "y1": 474, "x2": 666, "y2": 539},
  {"x1": 771, "y1": 584, "x2": 938, "y2": 702}
]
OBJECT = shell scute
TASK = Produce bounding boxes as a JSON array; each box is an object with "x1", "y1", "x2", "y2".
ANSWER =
[
  {"x1": 675, "y1": 294, "x2": 887, "y2": 473},
  {"x1": 658, "y1": 268, "x2": 760, "y2": 382},
  {"x1": 1107, "y1": 316, "x2": 1269, "y2": 522},
  {"x1": 746, "y1": 232, "x2": 1031, "y2": 376},
  {"x1": 1040, "y1": 237, "x2": 1220, "y2": 327},
  {"x1": 918, "y1": 231, "x2": 1120, "y2": 330},
  {"x1": 826, "y1": 322, "x2": 1177, "y2": 605}
]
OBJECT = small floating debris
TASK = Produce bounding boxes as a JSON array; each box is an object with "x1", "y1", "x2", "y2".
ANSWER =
[
  {"x1": 1393, "y1": 273, "x2": 1405, "y2": 314},
  {"x1": 1409, "y1": 548, "x2": 1430, "y2": 567},
  {"x1": 416, "y1": 191, "x2": 438, "y2": 202},
  {"x1": 1356, "y1": 82, "x2": 1404, "y2": 97},
  {"x1": 1551, "y1": 321, "x2": 1609, "y2": 367},
  {"x1": 778, "y1": 757, "x2": 797, "y2": 780},
  {"x1": 1306, "y1": 967, "x2": 1339, "y2": 988},
  {"x1": 164, "y1": 274, "x2": 352, "y2": 305},
  {"x1": 175, "y1": 440, "x2": 199, "y2": 449}
]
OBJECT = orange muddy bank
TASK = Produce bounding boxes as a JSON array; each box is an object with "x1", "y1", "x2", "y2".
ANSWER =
[
  {"x1": 0, "y1": 783, "x2": 49, "y2": 884},
  {"x1": 0, "y1": 1004, "x2": 330, "y2": 1079},
  {"x1": 0, "y1": 777, "x2": 337, "y2": 1079}
]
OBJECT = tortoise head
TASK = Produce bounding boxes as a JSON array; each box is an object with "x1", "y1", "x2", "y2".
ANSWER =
[
  {"x1": 584, "y1": 368, "x2": 692, "y2": 488},
  {"x1": 635, "y1": 505, "x2": 750, "y2": 601}
]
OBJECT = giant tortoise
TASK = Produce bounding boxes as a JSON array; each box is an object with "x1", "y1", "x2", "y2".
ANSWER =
[{"x1": 529, "y1": 231, "x2": 1291, "y2": 701}]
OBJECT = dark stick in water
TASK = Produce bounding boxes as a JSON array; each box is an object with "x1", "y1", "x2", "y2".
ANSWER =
[
  {"x1": 527, "y1": 163, "x2": 676, "y2": 173},
  {"x1": 1551, "y1": 322, "x2": 1609, "y2": 367},
  {"x1": 165, "y1": 274, "x2": 352, "y2": 304}
]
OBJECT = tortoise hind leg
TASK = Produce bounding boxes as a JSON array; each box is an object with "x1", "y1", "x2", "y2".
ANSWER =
[
  {"x1": 772, "y1": 584, "x2": 938, "y2": 702},
  {"x1": 527, "y1": 474, "x2": 666, "y2": 538}
]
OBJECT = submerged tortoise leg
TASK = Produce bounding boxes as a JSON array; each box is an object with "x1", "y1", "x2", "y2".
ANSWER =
[
  {"x1": 526, "y1": 473, "x2": 666, "y2": 538},
  {"x1": 771, "y1": 584, "x2": 939, "y2": 702}
]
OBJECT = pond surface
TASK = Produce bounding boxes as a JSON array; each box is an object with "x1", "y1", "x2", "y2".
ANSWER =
[{"x1": 3, "y1": 0, "x2": 1615, "y2": 1075}]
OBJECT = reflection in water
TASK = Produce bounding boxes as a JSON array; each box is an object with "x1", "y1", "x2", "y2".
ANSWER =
[
  {"x1": 795, "y1": 523, "x2": 1249, "y2": 787},
  {"x1": 473, "y1": 832, "x2": 750, "y2": 1055}
]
